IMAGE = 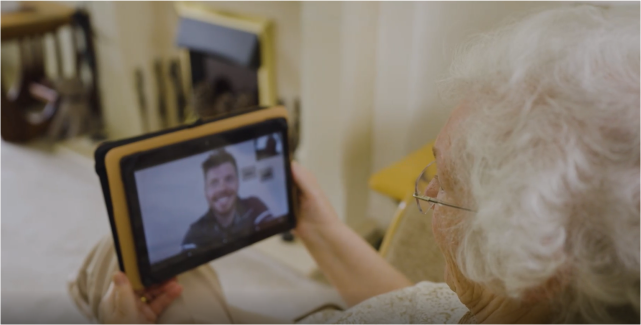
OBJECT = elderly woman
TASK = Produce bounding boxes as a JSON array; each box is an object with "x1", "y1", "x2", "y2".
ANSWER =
[{"x1": 72, "y1": 5, "x2": 639, "y2": 324}]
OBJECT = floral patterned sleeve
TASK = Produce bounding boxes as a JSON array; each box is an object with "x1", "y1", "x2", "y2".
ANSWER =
[{"x1": 298, "y1": 282, "x2": 469, "y2": 324}]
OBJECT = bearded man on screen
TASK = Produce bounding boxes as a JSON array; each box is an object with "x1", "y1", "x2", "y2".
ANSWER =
[{"x1": 182, "y1": 149, "x2": 273, "y2": 251}]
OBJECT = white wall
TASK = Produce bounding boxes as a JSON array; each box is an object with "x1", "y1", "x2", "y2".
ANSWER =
[
  {"x1": 297, "y1": 2, "x2": 346, "y2": 223},
  {"x1": 338, "y1": 2, "x2": 380, "y2": 229},
  {"x1": 298, "y1": 2, "x2": 572, "y2": 227},
  {"x1": 296, "y1": 2, "x2": 381, "y2": 228}
]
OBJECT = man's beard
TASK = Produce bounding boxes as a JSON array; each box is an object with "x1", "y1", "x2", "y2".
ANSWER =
[{"x1": 210, "y1": 190, "x2": 237, "y2": 216}]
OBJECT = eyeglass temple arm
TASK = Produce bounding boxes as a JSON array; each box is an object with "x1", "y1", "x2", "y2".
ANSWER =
[{"x1": 412, "y1": 193, "x2": 475, "y2": 212}]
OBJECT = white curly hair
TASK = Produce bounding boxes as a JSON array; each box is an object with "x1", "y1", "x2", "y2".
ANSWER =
[{"x1": 443, "y1": 5, "x2": 639, "y2": 323}]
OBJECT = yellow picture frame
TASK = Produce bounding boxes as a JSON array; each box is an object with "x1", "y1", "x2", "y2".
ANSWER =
[{"x1": 176, "y1": 2, "x2": 277, "y2": 124}]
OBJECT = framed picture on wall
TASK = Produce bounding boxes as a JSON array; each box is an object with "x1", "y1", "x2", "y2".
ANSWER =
[{"x1": 175, "y1": 2, "x2": 277, "y2": 122}]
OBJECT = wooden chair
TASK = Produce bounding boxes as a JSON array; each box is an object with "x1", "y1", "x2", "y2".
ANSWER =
[
  {"x1": 1, "y1": 2, "x2": 71, "y2": 142},
  {"x1": 1, "y1": 2, "x2": 101, "y2": 142}
]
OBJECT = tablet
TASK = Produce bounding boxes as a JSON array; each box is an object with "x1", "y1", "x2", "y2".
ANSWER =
[{"x1": 95, "y1": 106, "x2": 296, "y2": 289}]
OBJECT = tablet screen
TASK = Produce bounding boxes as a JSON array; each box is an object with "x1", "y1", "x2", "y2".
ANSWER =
[{"x1": 131, "y1": 131, "x2": 289, "y2": 271}]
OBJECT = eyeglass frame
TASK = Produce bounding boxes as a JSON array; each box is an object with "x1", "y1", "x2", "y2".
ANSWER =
[{"x1": 413, "y1": 161, "x2": 475, "y2": 213}]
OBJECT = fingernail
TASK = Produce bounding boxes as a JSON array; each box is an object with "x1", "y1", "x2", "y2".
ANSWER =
[{"x1": 114, "y1": 273, "x2": 128, "y2": 286}]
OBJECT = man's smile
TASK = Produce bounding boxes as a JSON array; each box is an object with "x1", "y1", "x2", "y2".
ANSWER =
[{"x1": 214, "y1": 194, "x2": 234, "y2": 206}]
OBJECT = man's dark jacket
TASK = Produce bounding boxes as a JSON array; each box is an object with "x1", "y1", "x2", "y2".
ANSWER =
[{"x1": 181, "y1": 196, "x2": 274, "y2": 251}]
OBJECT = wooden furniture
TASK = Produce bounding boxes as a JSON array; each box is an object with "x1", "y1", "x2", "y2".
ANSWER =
[
  {"x1": 1, "y1": 2, "x2": 102, "y2": 142},
  {"x1": 1, "y1": 2, "x2": 75, "y2": 41}
]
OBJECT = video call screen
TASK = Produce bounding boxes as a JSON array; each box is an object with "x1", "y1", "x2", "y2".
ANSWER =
[{"x1": 133, "y1": 132, "x2": 288, "y2": 266}]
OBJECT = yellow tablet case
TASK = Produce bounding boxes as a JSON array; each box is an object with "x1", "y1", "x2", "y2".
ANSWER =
[{"x1": 97, "y1": 106, "x2": 288, "y2": 289}]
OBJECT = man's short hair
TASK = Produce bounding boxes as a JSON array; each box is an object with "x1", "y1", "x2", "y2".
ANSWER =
[{"x1": 202, "y1": 149, "x2": 238, "y2": 176}]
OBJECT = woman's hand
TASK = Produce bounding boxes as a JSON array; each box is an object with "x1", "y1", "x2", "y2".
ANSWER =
[
  {"x1": 291, "y1": 161, "x2": 340, "y2": 239},
  {"x1": 99, "y1": 272, "x2": 183, "y2": 324},
  {"x1": 290, "y1": 162, "x2": 413, "y2": 306}
]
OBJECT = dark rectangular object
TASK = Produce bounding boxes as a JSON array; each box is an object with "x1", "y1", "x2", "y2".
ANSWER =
[
  {"x1": 120, "y1": 119, "x2": 293, "y2": 286},
  {"x1": 94, "y1": 106, "x2": 267, "y2": 273},
  {"x1": 94, "y1": 106, "x2": 297, "y2": 288},
  {"x1": 176, "y1": 17, "x2": 260, "y2": 69}
]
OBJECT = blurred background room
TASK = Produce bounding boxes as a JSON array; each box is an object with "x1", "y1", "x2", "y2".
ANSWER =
[{"x1": 2, "y1": 1, "x2": 637, "y2": 323}]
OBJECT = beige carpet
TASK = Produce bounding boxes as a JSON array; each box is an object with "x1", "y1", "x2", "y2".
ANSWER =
[{"x1": 1, "y1": 140, "x2": 342, "y2": 323}]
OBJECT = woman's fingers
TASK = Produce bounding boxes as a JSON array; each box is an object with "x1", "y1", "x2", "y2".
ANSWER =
[
  {"x1": 99, "y1": 272, "x2": 183, "y2": 324},
  {"x1": 113, "y1": 272, "x2": 139, "y2": 316},
  {"x1": 291, "y1": 161, "x2": 317, "y2": 197},
  {"x1": 140, "y1": 302, "x2": 158, "y2": 324},
  {"x1": 142, "y1": 278, "x2": 179, "y2": 300},
  {"x1": 138, "y1": 299, "x2": 157, "y2": 322},
  {"x1": 137, "y1": 279, "x2": 183, "y2": 321},
  {"x1": 145, "y1": 283, "x2": 183, "y2": 316}
]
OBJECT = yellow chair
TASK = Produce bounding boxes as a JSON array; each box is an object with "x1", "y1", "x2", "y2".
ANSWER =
[{"x1": 369, "y1": 141, "x2": 436, "y2": 201}]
